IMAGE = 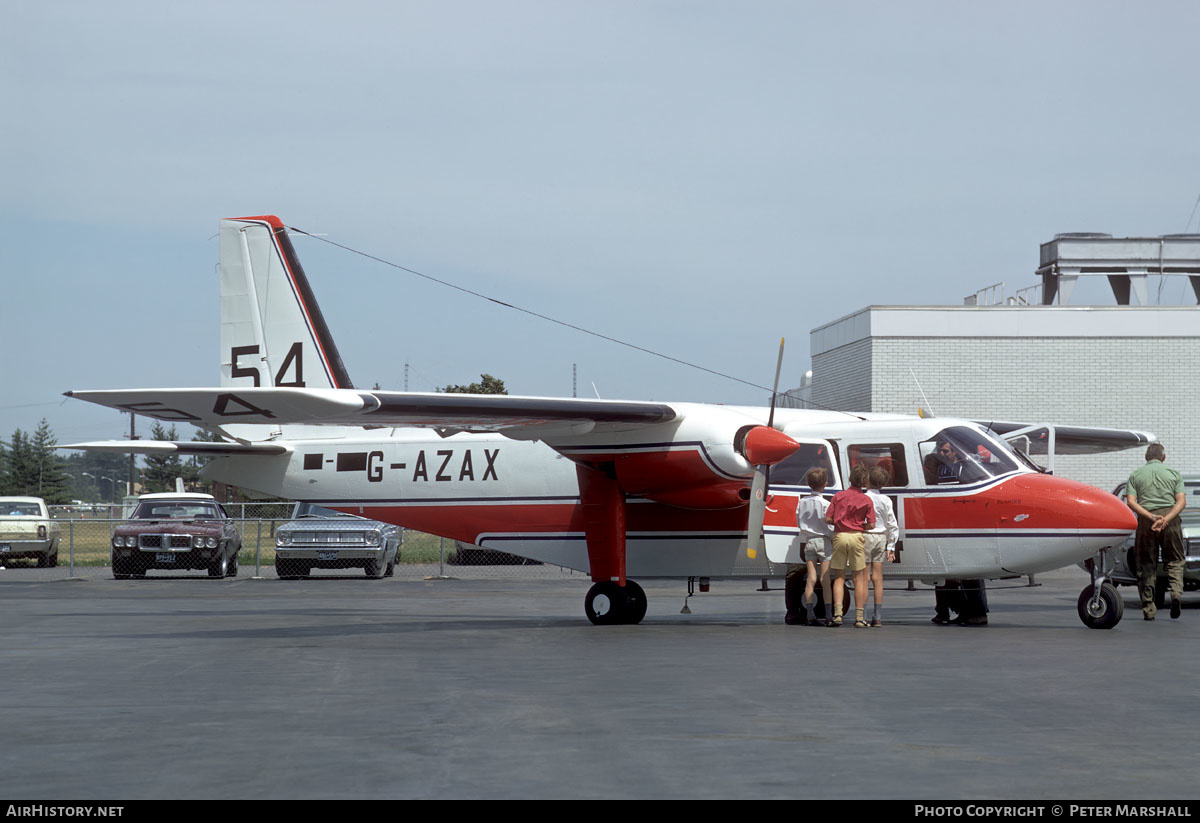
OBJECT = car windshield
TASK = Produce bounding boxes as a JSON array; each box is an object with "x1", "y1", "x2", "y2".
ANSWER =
[
  {"x1": 294, "y1": 503, "x2": 364, "y2": 520},
  {"x1": 919, "y1": 426, "x2": 1019, "y2": 485},
  {"x1": 132, "y1": 502, "x2": 221, "y2": 520},
  {"x1": 2, "y1": 503, "x2": 41, "y2": 516}
]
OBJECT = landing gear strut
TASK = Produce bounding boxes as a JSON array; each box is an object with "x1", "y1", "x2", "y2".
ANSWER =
[{"x1": 585, "y1": 580, "x2": 647, "y2": 625}]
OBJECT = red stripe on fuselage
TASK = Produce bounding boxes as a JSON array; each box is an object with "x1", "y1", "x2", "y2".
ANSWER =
[{"x1": 762, "y1": 474, "x2": 1136, "y2": 533}]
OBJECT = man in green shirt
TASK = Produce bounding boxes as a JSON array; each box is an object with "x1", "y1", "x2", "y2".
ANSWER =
[{"x1": 1125, "y1": 443, "x2": 1187, "y2": 620}]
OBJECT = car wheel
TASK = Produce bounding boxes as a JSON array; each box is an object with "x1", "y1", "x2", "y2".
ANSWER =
[
  {"x1": 365, "y1": 556, "x2": 385, "y2": 578},
  {"x1": 1077, "y1": 583, "x2": 1124, "y2": 630},
  {"x1": 384, "y1": 554, "x2": 395, "y2": 577},
  {"x1": 228, "y1": 551, "x2": 239, "y2": 578},
  {"x1": 209, "y1": 553, "x2": 229, "y2": 578}
]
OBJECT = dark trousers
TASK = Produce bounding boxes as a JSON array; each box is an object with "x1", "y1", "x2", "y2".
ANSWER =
[
  {"x1": 935, "y1": 579, "x2": 988, "y2": 618},
  {"x1": 1135, "y1": 509, "x2": 1184, "y2": 615}
]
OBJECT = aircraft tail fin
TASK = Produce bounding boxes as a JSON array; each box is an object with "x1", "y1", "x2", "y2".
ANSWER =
[{"x1": 219, "y1": 215, "x2": 354, "y2": 391}]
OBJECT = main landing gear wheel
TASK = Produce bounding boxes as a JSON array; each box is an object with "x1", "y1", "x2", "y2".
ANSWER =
[
  {"x1": 585, "y1": 580, "x2": 647, "y2": 625},
  {"x1": 1078, "y1": 583, "x2": 1123, "y2": 630},
  {"x1": 623, "y1": 580, "x2": 647, "y2": 624}
]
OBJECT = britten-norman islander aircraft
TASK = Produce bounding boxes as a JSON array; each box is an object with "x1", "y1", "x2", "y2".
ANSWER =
[{"x1": 65, "y1": 216, "x2": 1150, "y2": 628}]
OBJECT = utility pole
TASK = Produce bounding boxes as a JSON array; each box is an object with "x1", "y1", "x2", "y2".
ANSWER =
[{"x1": 125, "y1": 412, "x2": 137, "y2": 497}]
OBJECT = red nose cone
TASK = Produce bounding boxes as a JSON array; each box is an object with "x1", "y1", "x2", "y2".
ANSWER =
[
  {"x1": 1077, "y1": 480, "x2": 1138, "y2": 532},
  {"x1": 743, "y1": 426, "x2": 801, "y2": 466},
  {"x1": 1011, "y1": 473, "x2": 1137, "y2": 532}
]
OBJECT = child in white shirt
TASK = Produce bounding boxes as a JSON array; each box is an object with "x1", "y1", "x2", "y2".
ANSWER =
[
  {"x1": 795, "y1": 466, "x2": 834, "y2": 625},
  {"x1": 864, "y1": 465, "x2": 900, "y2": 626}
]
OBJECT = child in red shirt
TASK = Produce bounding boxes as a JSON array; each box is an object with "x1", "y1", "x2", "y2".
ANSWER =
[{"x1": 824, "y1": 465, "x2": 875, "y2": 627}]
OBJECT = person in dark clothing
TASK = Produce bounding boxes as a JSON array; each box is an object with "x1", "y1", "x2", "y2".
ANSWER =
[{"x1": 932, "y1": 579, "x2": 988, "y2": 625}]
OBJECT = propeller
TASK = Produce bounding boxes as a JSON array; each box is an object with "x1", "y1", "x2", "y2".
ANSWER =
[{"x1": 744, "y1": 338, "x2": 801, "y2": 561}]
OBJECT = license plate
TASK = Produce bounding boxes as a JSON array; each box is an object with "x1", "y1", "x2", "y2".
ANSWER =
[
  {"x1": 155, "y1": 552, "x2": 176, "y2": 564},
  {"x1": 317, "y1": 551, "x2": 338, "y2": 561}
]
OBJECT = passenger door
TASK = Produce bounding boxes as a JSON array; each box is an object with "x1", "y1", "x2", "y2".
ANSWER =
[{"x1": 763, "y1": 439, "x2": 841, "y2": 565}]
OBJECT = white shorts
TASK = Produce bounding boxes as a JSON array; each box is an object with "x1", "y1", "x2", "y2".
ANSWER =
[
  {"x1": 864, "y1": 532, "x2": 887, "y2": 563},
  {"x1": 802, "y1": 537, "x2": 829, "y2": 563}
]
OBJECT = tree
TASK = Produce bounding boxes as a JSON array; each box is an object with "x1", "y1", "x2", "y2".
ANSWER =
[
  {"x1": 31, "y1": 420, "x2": 72, "y2": 504},
  {"x1": 440, "y1": 374, "x2": 508, "y2": 395},
  {"x1": 64, "y1": 449, "x2": 130, "y2": 502},
  {"x1": 181, "y1": 428, "x2": 224, "y2": 493},
  {"x1": 142, "y1": 423, "x2": 184, "y2": 493},
  {"x1": 1, "y1": 421, "x2": 71, "y2": 503},
  {"x1": 1, "y1": 429, "x2": 34, "y2": 495}
]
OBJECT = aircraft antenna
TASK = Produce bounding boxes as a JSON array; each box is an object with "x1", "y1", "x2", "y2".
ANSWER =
[
  {"x1": 286, "y1": 225, "x2": 872, "y2": 420},
  {"x1": 288, "y1": 226, "x2": 774, "y2": 395},
  {"x1": 1185, "y1": 190, "x2": 1200, "y2": 233},
  {"x1": 909, "y1": 368, "x2": 936, "y2": 418}
]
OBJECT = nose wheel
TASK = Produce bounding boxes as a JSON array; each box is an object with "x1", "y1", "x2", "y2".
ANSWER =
[
  {"x1": 1078, "y1": 583, "x2": 1123, "y2": 629},
  {"x1": 1078, "y1": 547, "x2": 1124, "y2": 629},
  {"x1": 585, "y1": 580, "x2": 648, "y2": 625}
]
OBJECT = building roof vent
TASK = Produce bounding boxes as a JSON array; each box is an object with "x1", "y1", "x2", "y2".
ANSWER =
[{"x1": 1037, "y1": 234, "x2": 1200, "y2": 306}]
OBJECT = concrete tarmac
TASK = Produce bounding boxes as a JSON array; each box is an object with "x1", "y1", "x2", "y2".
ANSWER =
[{"x1": 0, "y1": 565, "x2": 1196, "y2": 800}]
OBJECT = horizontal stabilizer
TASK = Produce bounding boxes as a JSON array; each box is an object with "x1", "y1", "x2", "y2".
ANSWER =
[
  {"x1": 64, "y1": 388, "x2": 678, "y2": 435},
  {"x1": 59, "y1": 440, "x2": 290, "y2": 456}
]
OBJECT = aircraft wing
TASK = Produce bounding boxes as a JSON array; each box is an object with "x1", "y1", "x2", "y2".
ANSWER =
[
  {"x1": 978, "y1": 421, "x2": 1156, "y2": 455},
  {"x1": 58, "y1": 440, "x2": 290, "y2": 456},
  {"x1": 64, "y1": 387, "x2": 678, "y2": 437}
]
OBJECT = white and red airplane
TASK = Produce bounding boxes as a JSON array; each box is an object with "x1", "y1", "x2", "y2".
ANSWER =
[{"x1": 65, "y1": 216, "x2": 1149, "y2": 627}]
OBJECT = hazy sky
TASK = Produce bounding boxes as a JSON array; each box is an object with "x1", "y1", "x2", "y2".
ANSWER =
[{"x1": 3, "y1": 0, "x2": 1198, "y2": 445}]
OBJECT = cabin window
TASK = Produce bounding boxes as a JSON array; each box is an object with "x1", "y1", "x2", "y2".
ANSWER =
[
  {"x1": 846, "y1": 443, "x2": 909, "y2": 487},
  {"x1": 769, "y1": 442, "x2": 839, "y2": 488}
]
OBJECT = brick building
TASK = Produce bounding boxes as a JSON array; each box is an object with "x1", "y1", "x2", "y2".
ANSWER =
[{"x1": 806, "y1": 304, "x2": 1200, "y2": 489}]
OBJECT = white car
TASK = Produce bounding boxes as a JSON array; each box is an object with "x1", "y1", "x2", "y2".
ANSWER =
[
  {"x1": 0, "y1": 497, "x2": 61, "y2": 567},
  {"x1": 274, "y1": 503, "x2": 400, "y2": 579}
]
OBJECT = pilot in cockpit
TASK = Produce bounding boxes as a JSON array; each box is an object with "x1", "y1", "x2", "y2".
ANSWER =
[{"x1": 924, "y1": 438, "x2": 989, "y2": 485}]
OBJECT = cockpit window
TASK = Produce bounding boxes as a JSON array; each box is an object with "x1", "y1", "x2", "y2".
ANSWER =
[{"x1": 919, "y1": 426, "x2": 1018, "y2": 485}]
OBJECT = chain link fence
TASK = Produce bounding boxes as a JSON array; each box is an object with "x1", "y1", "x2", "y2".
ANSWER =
[{"x1": 0, "y1": 505, "x2": 585, "y2": 581}]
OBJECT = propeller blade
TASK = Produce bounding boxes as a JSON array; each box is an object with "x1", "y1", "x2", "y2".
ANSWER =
[
  {"x1": 747, "y1": 337, "x2": 787, "y2": 561},
  {"x1": 767, "y1": 337, "x2": 784, "y2": 430},
  {"x1": 745, "y1": 466, "x2": 768, "y2": 559}
]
